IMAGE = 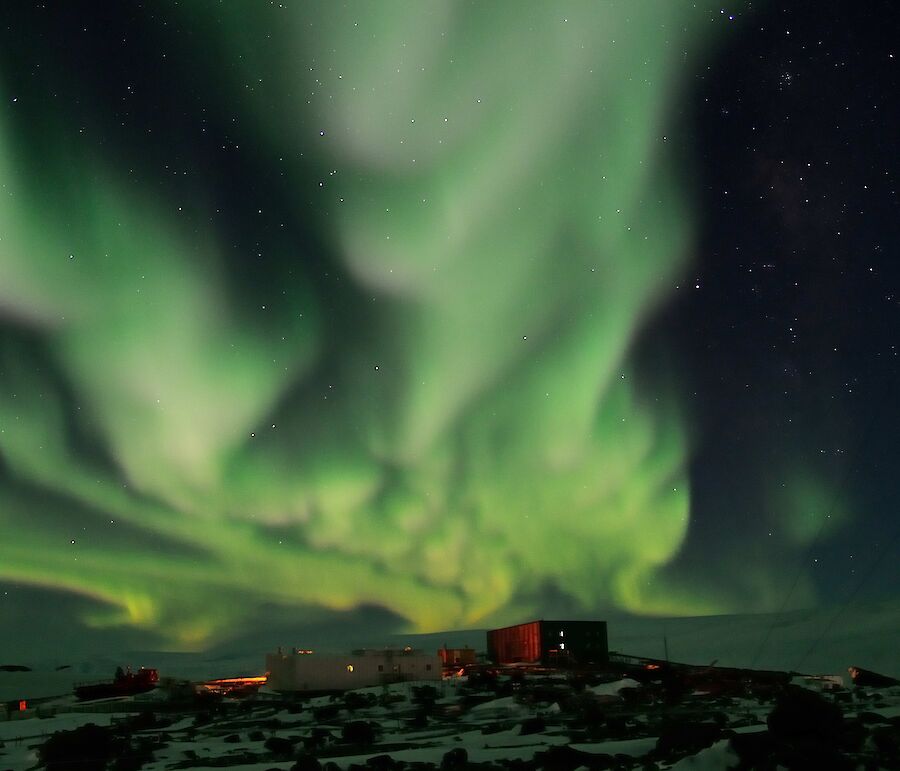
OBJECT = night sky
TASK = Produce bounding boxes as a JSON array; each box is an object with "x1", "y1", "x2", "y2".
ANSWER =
[{"x1": 0, "y1": 1, "x2": 897, "y2": 656}]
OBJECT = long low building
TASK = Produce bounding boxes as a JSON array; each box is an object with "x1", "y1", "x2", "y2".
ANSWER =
[{"x1": 266, "y1": 647, "x2": 441, "y2": 692}]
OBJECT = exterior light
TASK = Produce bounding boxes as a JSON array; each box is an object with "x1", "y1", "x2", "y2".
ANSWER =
[{"x1": 346, "y1": 664, "x2": 354, "y2": 673}]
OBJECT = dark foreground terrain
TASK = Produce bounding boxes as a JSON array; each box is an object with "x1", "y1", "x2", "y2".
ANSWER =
[{"x1": 3, "y1": 668, "x2": 900, "y2": 770}]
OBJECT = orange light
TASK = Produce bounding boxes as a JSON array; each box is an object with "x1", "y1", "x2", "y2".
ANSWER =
[
  {"x1": 204, "y1": 675, "x2": 268, "y2": 685},
  {"x1": 646, "y1": 664, "x2": 660, "y2": 670},
  {"x1": 18, "y1": 700, "x2": 26, "y2": 711}
]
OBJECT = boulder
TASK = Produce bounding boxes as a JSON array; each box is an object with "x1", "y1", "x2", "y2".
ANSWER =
[
  {"x1": 366, "y1": 754, "x2": 398, "y2": 771},
  {"x1": 767, "y1": 686, "x2": 843, "y2": 744},
  {"x1": 292, "y1": 753, "x2": 322, "y2": 771},
  {"x1": 440, "y1": 747, "x2": 468, "y2": 771},
  {"x1": 655, "y1": 719, "x2": 722, "y2": 757}
]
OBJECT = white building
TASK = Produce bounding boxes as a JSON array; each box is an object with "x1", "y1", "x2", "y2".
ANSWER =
[{"x1": 265, "y1": 647, "x2": 441, "y2": 692}]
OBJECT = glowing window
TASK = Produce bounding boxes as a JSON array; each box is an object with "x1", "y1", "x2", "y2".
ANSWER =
[
  {"x1": 559, "y1": 630, "x2": 564, "y2": 637},
  {"x1": 559, "y1": 643, "x2": 565, "y2": 650},
  {"x1": 346, "y1": 664, "x2": 354, "y2": 673}
]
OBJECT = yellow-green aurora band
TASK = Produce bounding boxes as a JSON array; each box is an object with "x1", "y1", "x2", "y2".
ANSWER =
[{"x1": 0, "y1": 2, "x2": 813, "y2": 648}]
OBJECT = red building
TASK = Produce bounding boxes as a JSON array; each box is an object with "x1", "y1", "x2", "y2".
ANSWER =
[{"x1": 487, "y1": 620, "x2": 608, "y2": 666}]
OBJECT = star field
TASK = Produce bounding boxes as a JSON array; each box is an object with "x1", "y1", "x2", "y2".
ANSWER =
[{"x1": 0, "y1": 0, "x2": 897, "y2": 654}]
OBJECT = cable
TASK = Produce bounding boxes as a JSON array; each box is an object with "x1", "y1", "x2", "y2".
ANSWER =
[
  {"x1": 749, "y1": 459, "x2": 857, "y2": 670},
  {"x1": 794, "y1": 518, "x2": 900, "y2": 673},
  {"x1": 749, "y1": 378, "x2": 892, "y2": 670}
]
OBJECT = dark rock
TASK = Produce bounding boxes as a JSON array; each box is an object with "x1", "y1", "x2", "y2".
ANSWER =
[
  {"x1": 518, "y1": 716, "x2": 545, "y2": 735},
  {"x1": 39, "y1": 723, "x2": 120, "y2": 771},
  {"x1": 767, "y1": 685, "x2": 843, "y2": 744},
  {"x1": 536, "y1": 744, "x2": 611, "y2": 771},
  {"x1": 729, "y1": 730, "x2": 777, "y2": 766},
  {"x1": 836, "y1": 719, "x2": 867, "y2": 753},
  {"x1": 291, "y1": 753, "x2": 322, "y2": 771},
  {"x1": 872, "y1": 724, "x2": 900, "y2": 756},
  {"x1": 305, "y1": 727, "x2": 336, "y2": 750},
  {"x1": 583, "y1": 723, "x2": 608, "y2": 743},
  {"x1": 440, "y1": 747, "x2": 468, "y2": 771},
  {"x1": 412, "y1": 685, "x2": 439, "y2": 704},
  {"x1": 344, "y1": 691, "x2": 377, "y2": 712},
  {"x1": 569, "y1": 696, "x2": 604, "y2": 727},
  {"x1": 655, "y1": 719, "x2": 722, "y2": 757},
  {"x1": 223, "y1": 733, "x2": 241, "y2": 743},
  {"x1": 193, "y1": 711, "x2": 212, "y2": 726},
  {"x1": 618, "y1": 687, "x2": 646, "y2": 706},
  {"x1": 342, "y1": 720, "x2": 377, "y2": 747},
  {"x1": 772, "y1": 740, "x2": 854, "y2": 771},
  {"x1": 314, "y1": 704, "x2": 342, "y2": 721},
  {"x1": 265, "y1": 735, "x2": 295, "y2": 756},
  {"x1": 249, "y1": 729, "x2": 266, "y2": 742},
  {"x1": 366, "y1": 754, "x2": 398, "y2": 771},
  {"x1": 604, "y1": 715, "x2": 628, "y2": 735}
]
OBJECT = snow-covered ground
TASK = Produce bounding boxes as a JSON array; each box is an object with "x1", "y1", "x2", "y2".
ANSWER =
[
  {"x1": 2, "y1": 603, "x2": 899, "y2": 770},
  {"x1": 0, "y1": 676, "x2": 900, "y2": 771},
  {"x1": 2, "y1": 670, "x2": 899, "y2": 770}
]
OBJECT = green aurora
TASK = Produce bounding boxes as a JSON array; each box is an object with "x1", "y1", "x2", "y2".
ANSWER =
[{"x1": 0, "y1": 2, "x2": 825, "y2": 648}]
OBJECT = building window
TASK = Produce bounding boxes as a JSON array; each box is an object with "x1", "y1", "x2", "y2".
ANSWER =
[
  {"x1": 426, "y1": 664, "x2": 432, "y2": 671},
  {"x1": 559, "y1": 630, "x2": 564, "y2": 637},
  {"x1": 378, "y1": 665, "x2": 383, "y2": 672},
  {"x1": 559, "y1": 643, "x2": 565, "y2": 650},
  {"x1": 346, "y1": 664, "x2": 354, "y2": 673}
]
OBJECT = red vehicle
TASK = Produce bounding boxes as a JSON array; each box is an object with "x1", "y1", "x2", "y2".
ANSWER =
[{"x1": 74, "y1": 667, "x2": 159, "y2": 701}]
